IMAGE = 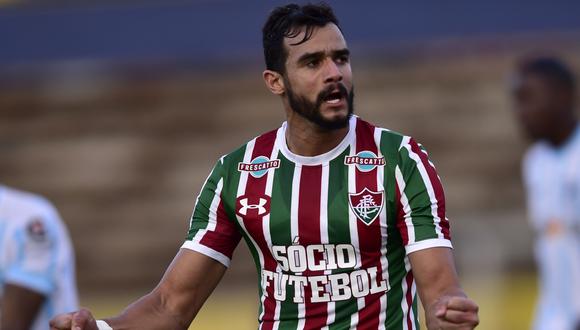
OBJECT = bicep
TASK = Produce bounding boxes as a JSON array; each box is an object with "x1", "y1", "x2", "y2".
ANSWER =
[
  {"x1": 1, "y1": 283, "x2": 45, "y2": 330},
  {"x1": 396, "y1": 137, "x2": 452, "y2": 252}
]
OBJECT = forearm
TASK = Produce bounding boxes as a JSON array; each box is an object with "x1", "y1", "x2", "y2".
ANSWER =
[
  {"x1": 409, "y1": 248, "x2": 478, "y2": 329},
  {"x1": 421, "y1": 272, "x2": 466, "y2": 310},
  {"x1": 103, "y1": 251, "x2": 224, "y2": 330},
  {"x1": 104, "y1": 290, "x2": 192, "y2": 330}
]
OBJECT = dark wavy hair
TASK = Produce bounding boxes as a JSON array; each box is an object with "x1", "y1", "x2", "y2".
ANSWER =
[{"x1": 262, "y1": 3, "x2": 340, "y2": 74}]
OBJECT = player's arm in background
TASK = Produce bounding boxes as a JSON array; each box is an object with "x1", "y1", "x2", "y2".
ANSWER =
[
  {"x1": 1, "y1": 206, "x2": 63, "y2": 330},
  {"x1": 396, "y1": 137, "x2": 478, "y2": 329},
  {"x1": 1, "y1": 284, "x2": 45, "y2": 330},
  {"x1": 50, "y1": 157, "x2": 241, "y2": 330}
]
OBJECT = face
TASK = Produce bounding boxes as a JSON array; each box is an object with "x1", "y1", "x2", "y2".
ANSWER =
[
  {"x1": 511, "y1": 73, "x2": 566, "y2": 141},
  {"x1": 282, "y1": 23, "x2": 354, "y2": 130}
]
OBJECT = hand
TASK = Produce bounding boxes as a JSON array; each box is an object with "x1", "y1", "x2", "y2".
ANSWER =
[
  {"x1": 428, "y1": 296, "x2": 479, "y2": 330},
  {"x1": 49, "y1": 308, "x2": 99, "y2": 330}
]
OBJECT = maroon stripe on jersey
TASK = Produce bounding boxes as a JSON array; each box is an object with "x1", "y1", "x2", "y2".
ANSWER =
[
  {"x1": 408, "y1": 139, "x2": 450, "y2": 240},
  {"x1": 404, "y1": 271, "x2": 414, "y2": 330},
  {"x1": 354, "y1": 119, "x2": 382, "y2": 330},
  {"x1": 298, "y1": 164, "x2": 328, "y2": 329},
  {"x1": 199, "y1": 199, "x2": 241, "y2": 259},
  {"x1": 395, "y1": 183, "x2": 409, "y2": 245},
  {"x1": 242, "y1": 129, "x2": 278, "y2": 327}
]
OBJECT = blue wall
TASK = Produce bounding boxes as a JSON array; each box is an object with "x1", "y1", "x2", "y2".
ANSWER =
[{"x1": 1, "y1": 1, "x2": 579, "y2": 65}]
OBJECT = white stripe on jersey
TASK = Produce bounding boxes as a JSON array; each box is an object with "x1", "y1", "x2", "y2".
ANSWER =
[
  {"x1": 348, "y1": 138, "x2": 364, "y2": 330},
  {"x1": 395, "y1": 166, "x2": 415, "y2": 245},
  {"x1": 263, "y1": 137, "x2": 281, "y2": 330},
  {"x1": 401, "y1": 139, "x2": 444, "y2": 239},
  {"x1": 319, "y1": 162, "x2": 334, "y2": 330},
  {"x1": 374, "y1": 127, "x2": 389, "y2": 330}
]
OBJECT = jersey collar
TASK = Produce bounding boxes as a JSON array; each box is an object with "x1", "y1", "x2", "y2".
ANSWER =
[{"x1": 277, "y1": 115, "x2": 356, "y2": 166}]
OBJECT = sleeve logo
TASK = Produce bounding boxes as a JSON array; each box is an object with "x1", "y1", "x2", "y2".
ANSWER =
[
  {"x1": 348, "y1": 188, "x2": 384, "y2": 225},
  {"x1": 238, "y1": 156, "x2": 280, "y2": 178},
  {"x1": 344, "y1": 151, "x2": 385, "y2": 172}
]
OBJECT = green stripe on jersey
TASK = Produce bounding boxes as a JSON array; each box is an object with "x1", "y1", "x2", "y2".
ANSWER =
[
  {"x1": 399, "y1": 145, "x2": 439, "y2": 242},
  {"x1": 380, "y1": 130, "x2": 410, "y2": 329},
  {"x1": 186, "y1": 159, "x2": 223, "y2": 240},
  {"x1": 269, "y1": 153, "x2": 299, "y2": 329},
  {"x1": 328, "y1": 147, "x2": 358, "y2": 330}
]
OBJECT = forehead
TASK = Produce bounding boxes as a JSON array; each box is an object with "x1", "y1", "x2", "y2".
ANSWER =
[
  {"x1": 283, "y1": 23, "x2": 347, "y2": 60},
  {"x1": 513, "y1": 72, "x2": 553, "y2": 93}
]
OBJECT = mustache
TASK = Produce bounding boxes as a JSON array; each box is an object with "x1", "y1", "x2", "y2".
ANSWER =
[{"x1": 316, "y1": 83, "x2": 349, "y2": 104}]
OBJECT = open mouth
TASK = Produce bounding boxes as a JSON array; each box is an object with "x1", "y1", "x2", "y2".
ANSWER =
[{"x1": 324, "y1": 91, "x2": 344, "y2": 104}]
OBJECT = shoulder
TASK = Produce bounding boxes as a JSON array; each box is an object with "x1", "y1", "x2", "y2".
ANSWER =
[
  {"x1": 1, "y1": 186, "x2": 58, "y2": 218},
  {"x1": 522, "y1": 142, "x2": 548, "y2": 178},
  {"x1": 219, "y1": 127, "x2": 279, "y2": 170},
  {"x1": 0, "y1": 185, "x2": 63, "y2": 233},
  {"x1": 357, "y1": 118, "x2": 424, "y2": 161}
]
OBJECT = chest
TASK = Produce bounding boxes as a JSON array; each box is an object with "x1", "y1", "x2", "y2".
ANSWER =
[{"x1": 231, "y1": 159, "x2": 397, "y2": 254}]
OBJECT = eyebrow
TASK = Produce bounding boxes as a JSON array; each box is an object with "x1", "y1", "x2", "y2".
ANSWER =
[{"x1": 296, "y1": 48, "x2": 350, "y2": 65}]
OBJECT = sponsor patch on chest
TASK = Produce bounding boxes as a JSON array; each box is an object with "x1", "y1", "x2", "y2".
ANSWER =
[
  {"x1": 237, "y1": 156, "x2": 280, "y2": 178},
  {"x1": 348, "y1": 188, "x2": 384, "y2": 225},
  {"x1": 344, "y1": 151, "x2": 385, "y2": 172}
]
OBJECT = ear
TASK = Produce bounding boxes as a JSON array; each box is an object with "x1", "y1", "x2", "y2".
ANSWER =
[{"x1": 263, "y1": 70, "x2": 285, "y2": 95}]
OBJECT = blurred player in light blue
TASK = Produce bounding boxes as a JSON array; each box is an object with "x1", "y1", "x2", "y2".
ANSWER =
[
  {"x1": 0, "y1": 184, "x2": 78, "y2": 330},
  {"x1": 512, "y1": 57, "x2": 580, "y2": 330}
]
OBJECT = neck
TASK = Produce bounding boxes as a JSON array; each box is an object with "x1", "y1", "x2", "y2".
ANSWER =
[
  {"x1": 284, "y1": 111, "x2": 350, "y2": 157},
  {"x1": 547, "y1": 118, "x2": 578, "y2": 147}
]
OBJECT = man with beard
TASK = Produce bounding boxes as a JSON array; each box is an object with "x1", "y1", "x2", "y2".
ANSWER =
[
  {"x1": 50, "y1": 3, "x2": 479, "y2": 330},
  {"x1": 511, "y1": 56, "x2": 580, "y2": 330}
]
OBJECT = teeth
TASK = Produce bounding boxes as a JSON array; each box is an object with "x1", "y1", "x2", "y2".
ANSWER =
[{"x1": 326, "y1": 98, "x2": 340, "y2": 104}]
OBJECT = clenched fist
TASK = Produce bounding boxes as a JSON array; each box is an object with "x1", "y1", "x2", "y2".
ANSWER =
[
  {"x1": 427, "y1": 296, "x2": 479, "y2": 329},
  {"x1": 49, "y1": 309, "x2": 99, "y2": 330}
]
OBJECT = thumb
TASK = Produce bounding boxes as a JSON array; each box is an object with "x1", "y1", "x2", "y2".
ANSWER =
[
  {"x1": 435, "y1": 304, "x2": 447, "y2": 318},
  {"x1": 71, "y1": 309, "x2": 95, "y2": 330},
  {"x1": 433, "y1": 295, "x2": 452, "y2": 318}
]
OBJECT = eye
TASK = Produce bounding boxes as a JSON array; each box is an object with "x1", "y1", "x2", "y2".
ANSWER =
[
  {"x1": 335, "y1": 54, "x2": 349, "y2": 64},
  {"x1": 306, "y1": 59, "x2": 320, "y2": 68}
]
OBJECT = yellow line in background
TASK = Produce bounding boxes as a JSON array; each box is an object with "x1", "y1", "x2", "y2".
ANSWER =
[{"x1": 84, "y1": 273, "x2": 537, "y2": 330}]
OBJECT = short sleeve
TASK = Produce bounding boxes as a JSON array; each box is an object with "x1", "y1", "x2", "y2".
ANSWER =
[
  {"x1": 4, "y1": 215, "x2": 58, "y2": 295},
  {"x1": 395, "y1": 137, "x2": 452, "y2": 255},
  {"x1": 181, "y1": 158, "x2": 241, "y2": 267}
]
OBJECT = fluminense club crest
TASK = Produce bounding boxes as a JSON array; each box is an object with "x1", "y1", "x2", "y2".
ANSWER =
[{"x1": 348, "y1": 188, "x2": 384, "y2": 225}]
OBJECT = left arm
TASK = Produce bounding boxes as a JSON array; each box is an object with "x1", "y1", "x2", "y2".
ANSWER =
[
  {"x1": 409, "y1": 247, "x2": 479, "y2": 330},
  {"x1": 0, "y1": 284, "x2": 46, "y2": 330}
]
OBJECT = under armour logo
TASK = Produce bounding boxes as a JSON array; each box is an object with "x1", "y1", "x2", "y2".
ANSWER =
[{"x1": 236, "y1": 194, "x2": 271, "y2": 218}]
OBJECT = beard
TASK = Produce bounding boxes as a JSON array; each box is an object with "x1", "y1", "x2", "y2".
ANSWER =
[{"x1": 285, "y1": 79, "x2": 354, "y2": 130}]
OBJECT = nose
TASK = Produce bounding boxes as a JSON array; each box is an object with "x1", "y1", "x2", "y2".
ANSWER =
[{"x1": 323, "y1": 59, "x2": 343, "y2": 84}]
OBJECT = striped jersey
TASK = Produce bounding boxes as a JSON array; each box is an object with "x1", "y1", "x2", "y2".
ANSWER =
[
  {"x1": 0, "y1": 185, "x2": 78, "y2": 330},
  {"x1": 182, "y1": 116, "x2": 452, "y2": 330}
]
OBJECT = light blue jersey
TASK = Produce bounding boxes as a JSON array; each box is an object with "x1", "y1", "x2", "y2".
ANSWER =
[
  {"x1": 523, "y1": 125, "x2": 580, "y2": 330},
  {"x1": 0, "y1": 185, "x2": 78, "y2": 330}
]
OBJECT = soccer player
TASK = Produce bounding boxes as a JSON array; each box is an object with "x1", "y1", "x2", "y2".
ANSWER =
[
  {"x1": 511, "y1": 56, "x2": 580, "y2": 330},
  {"x1": 50, "y1": 3, "x2": 479, "y2": 330},
  {"x1": 0, "y1": 184, "x2": 78, "y2": 330}
]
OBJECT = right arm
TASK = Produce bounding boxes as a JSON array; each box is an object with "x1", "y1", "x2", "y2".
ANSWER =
[
  {"x1": 51, "y1": 157, "x2": 240, "y2": 330},
  {"x1": 50, "y1": 248, "x2": 227, "y2": 330}
]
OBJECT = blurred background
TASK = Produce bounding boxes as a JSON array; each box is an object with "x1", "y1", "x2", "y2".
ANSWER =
[{"x1": 1, "y1": 1, "x2": 580, "y2": 329}]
